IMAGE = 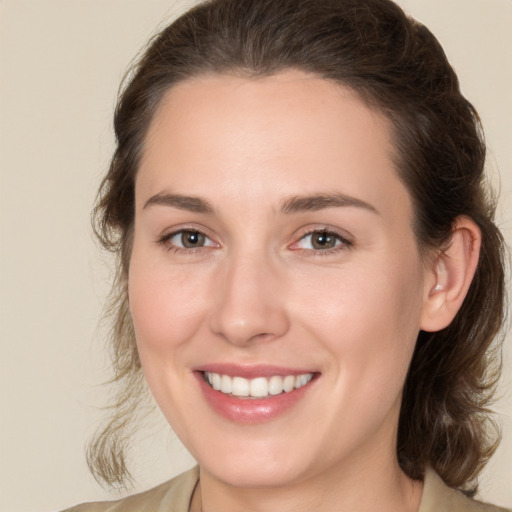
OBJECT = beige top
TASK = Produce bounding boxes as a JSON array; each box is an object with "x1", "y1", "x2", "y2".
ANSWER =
[{"x1": 63, "y1": 466, "x2": 510, "y2": 512}]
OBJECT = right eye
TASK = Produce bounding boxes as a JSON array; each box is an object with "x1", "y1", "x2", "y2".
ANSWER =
[{"x1": 159, "y1": 229, "x2": 218, "y2": 251}]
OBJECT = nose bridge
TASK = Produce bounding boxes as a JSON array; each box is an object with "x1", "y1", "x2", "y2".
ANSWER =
[{"x1": 209, "y1": 245, "x2": 289, "y2": 345}]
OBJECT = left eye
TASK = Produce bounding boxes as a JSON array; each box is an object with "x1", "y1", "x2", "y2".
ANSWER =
[{"x1": 295, "y1": 230, "x2": 347, "y2": 251}]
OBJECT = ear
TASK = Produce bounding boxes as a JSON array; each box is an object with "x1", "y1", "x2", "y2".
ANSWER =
[{"x1": 420, "y1": 216, "x2": 481, "y2": 332}]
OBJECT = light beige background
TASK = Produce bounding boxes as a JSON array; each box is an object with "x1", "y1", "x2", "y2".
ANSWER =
[{"x1": 0, "y1": 1, "x2": 511, "y2": 511}]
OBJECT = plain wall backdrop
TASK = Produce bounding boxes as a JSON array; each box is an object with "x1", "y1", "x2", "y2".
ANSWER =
[{"x1": 0, "y1": 1, "x2": 511, "y2": 511}]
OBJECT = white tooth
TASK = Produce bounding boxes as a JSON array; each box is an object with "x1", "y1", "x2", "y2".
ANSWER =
[
  {"x1": 294, "y1": 373, "x2": 312, "y2": 389},
  {"x1": 220, "y1": 374, "x2": 232, "y2": 394},
  {"x1": 250, "y1": 377, "x2": 269, "y2": 397},
  {"x1": 211, "y1": 372, "x2": 313, "y2": 396},
  {"x1": 211, "y1": 373, "x2": 221, "y2": 391},
  {"x1": 232, "y1": 376, "x2": 250, "y2": 396},
  {"x1": 283, "y1": 375, "x2": 295, "y2": 392},
  {"x1": 268, "y1": 376, "x2": 284, "y2": 395}
]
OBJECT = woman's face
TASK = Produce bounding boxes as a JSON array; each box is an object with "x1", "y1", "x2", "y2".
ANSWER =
[{"x1": 129, "y1": 71, "x2": 432, "y2": 487}]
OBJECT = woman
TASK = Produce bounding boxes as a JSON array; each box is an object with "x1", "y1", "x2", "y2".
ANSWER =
[{"x1": 65, "y1": 0, "x2": 509, "y2": 510}]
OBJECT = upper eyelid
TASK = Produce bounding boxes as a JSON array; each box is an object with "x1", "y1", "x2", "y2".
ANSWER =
[
  {"x1": 157, "y1": 228, "x2": 220, "y2": 254},
  {"x1": 287, "y1": 228, "x2": 354, "y2": 255},
  {"x1": 156, "y1": 224, "x2": 353, "y2": 248},
  {"x1": 157, "y1": 227, "x2": 216, "y2": 248},
  {"x1": 159, "y1": 224, "x2": 216, "y2": 240},
  {"x1": 168, "y1": 228, "x2": 212, "y2": 240},
  {"x1": 293, "y1": 225, "x2": 353, "y2": 243}
]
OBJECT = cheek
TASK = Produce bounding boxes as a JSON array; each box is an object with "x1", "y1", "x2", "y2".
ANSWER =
[
  {"x1": 128, "y1": 250, "x2": 210, "y2": 358},
  {"x1": 294, "y1": 255, "x2": 424, "y2": 387},
  {"x1": 126, "y1": 248, "x2": 215, "y2": 431}
]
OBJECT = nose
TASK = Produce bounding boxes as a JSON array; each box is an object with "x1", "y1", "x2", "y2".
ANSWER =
[{"x1": 209, "y1": 251, "x2": 290, "y2": 346}]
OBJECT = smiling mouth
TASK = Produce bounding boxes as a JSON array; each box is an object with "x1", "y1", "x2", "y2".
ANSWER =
[{"x1": 202, "y1": 371, "x2": 315, "y2": 398}]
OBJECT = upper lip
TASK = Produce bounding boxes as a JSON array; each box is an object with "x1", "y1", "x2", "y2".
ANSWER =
[{"x1": 193, "y1": 363, "x2": 318, "y2": 379}]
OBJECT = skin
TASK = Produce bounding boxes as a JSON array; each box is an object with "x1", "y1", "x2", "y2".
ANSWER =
[{"x1": 128, "y1": 71, "x2": 479, "y2": 512}]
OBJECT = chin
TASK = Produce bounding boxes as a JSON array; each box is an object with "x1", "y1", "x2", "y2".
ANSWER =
[
  {"x1": 190, "y1": 429, "x2": 327, "y2": 489},
  {"x1": 202, "y1": 455, "x2": 311, "y2": 489}
]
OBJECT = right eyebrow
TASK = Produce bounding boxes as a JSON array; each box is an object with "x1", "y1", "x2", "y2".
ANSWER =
[{"x1": 143, "y1": 193, "x2": 214, "y2": 213}]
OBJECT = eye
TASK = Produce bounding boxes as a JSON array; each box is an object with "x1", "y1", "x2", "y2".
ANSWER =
[
  {"x1": 292, "y1": 229, "x2": 351, "y2": 252},
  {"x1": 159, "y1": 229, "x2": 217, "y2": 251}
]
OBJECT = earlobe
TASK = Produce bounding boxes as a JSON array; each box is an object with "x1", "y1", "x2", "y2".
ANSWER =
[{"x1": 420, "y1": 217, "x2": 481, "y2": 332}]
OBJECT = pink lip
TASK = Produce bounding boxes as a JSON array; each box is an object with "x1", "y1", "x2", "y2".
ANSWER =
[{"x1": 193, "y1": 365, "x2": 318, "y2": 424}]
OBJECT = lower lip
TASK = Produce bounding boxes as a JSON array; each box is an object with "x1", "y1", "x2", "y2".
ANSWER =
[{"x1": 195, "y1": 373, "x2": 315, "y2": 424}]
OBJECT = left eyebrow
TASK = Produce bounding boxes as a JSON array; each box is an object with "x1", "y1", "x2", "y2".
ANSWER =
[{"x1": 281, "y1": 193, "x2": 379, "y2": 215}]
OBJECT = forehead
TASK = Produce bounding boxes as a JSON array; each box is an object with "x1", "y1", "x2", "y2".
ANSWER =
[{"x1": 137, "y1": 70, "x2": 412, "y2": 221}]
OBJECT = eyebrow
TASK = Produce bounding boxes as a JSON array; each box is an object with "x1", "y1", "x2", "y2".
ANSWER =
[
  {"x1": 143, "y1": 193, "x2": 214, "y2": 213},
  {"x1": 281, "y1": 193, "x2": 379, "y2": 215},
  {"x1": 142, "y1": 191, "x2": 379, "y2": 216}
]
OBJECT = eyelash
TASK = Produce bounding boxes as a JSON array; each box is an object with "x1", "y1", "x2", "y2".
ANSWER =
[
  {"x1": 156, "y1": 227, "x2": 353, "y2": 256},
  {"x1": 157, "y1": 228, "x2": 216, "y2": 254},
  {"x1": 290, "y1": 228, "x2": 353, "y2": 256}
]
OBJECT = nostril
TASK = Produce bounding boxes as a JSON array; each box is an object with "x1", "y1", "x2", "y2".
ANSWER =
[{"x1": 208, "y1": 260, "x2": 290, "y2": 345}]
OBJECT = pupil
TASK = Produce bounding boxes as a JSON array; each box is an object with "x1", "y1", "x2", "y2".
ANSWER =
[
  {"x1": 182, "y1": 231, "x2": 204, "y2": 248},
  {"x1": 312, "y1": 232, "x2": 335, "y2": 249}
]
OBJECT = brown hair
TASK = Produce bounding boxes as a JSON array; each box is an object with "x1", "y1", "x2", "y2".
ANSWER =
[{"x1": 89, "y1": 0, "x2": 507, "y2": 494}]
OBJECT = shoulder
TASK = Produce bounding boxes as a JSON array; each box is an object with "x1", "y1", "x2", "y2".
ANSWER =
[
  {"x1": 419, "y1": 467, "x2": 511, "y2": 512},
  {"x1": 60, "y1": 466, "x2": 199, "y2": 512}
]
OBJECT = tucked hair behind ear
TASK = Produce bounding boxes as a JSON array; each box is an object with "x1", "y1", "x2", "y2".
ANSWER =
[{"x1": 89, "y1": 0, "x2": 507, "y2": 492}]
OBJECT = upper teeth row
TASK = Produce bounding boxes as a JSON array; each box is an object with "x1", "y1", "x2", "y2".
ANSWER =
[{"x1": 205, "y1": 372, "x2": 313, "y2": 398}]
